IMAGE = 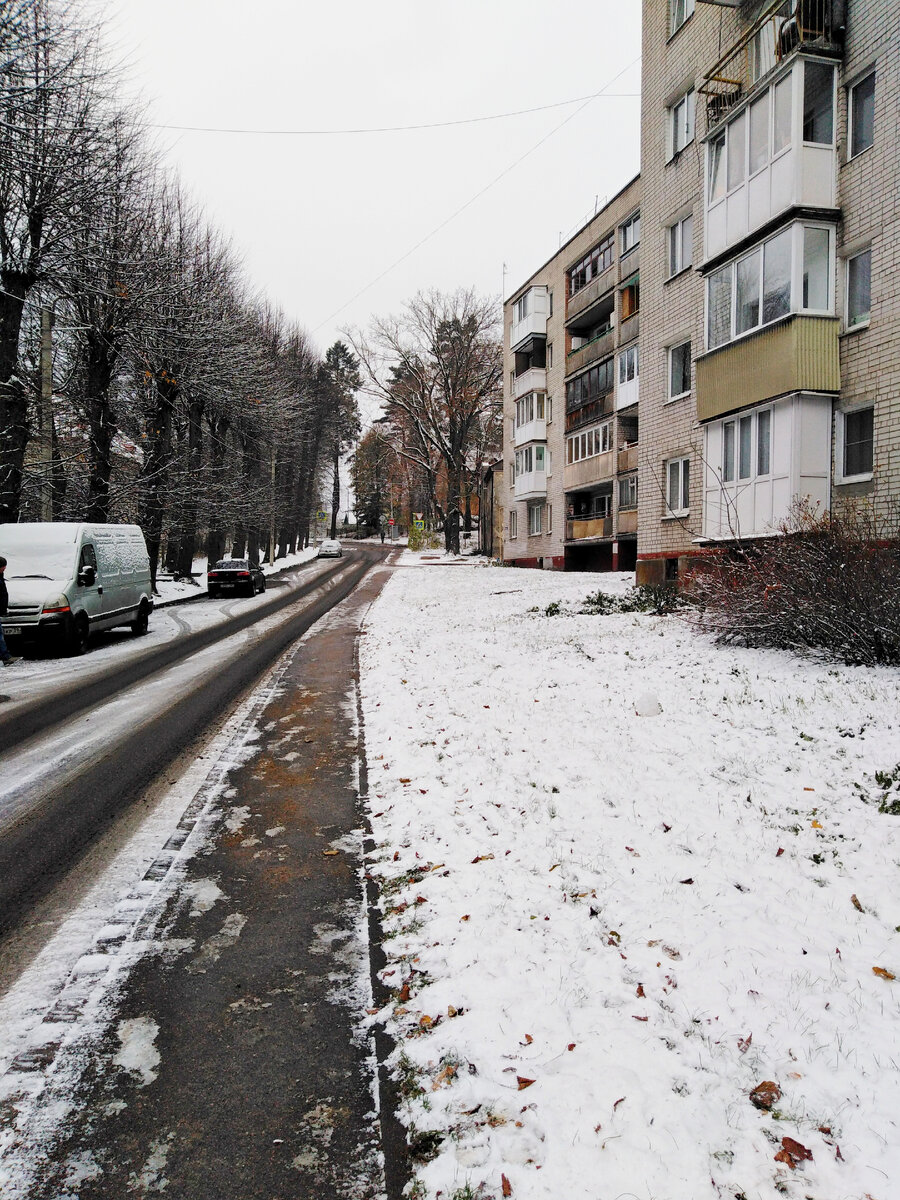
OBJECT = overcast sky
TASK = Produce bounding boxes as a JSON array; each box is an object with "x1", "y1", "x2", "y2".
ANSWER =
[{"x1": 90, "y1": 0, "x2": 641, "y2": 364}]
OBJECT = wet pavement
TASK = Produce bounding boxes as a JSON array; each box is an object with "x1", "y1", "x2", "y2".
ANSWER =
[{"x1": 0, "y1": 555, "x2": 404, "y2": 1199}]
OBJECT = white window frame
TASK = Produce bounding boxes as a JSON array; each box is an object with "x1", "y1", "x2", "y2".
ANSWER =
[
  {"x1": 668, "y1": 341, "x2": 691, "y2": 401},
  {"x1": 848, "y1": 69, "x2": 875, "y2": 159},
  {"x1": 618, "y1": 474, "x2": 638, "y2": 511},
  {"x1": 621, "y1": 212, "x2": 640, "y2": 255},
  {"x1": 846, "y1": 248, "x2": 871, "y2": 330},
  {"x1": 566, "y1": 421, "x2": 612, "y2": 466},
  {"x1": 668, "y1": 214, "x2": 693, "y2": 277},
  {"x1": 718, "y1": 404, "x2": 773, "y2": 486},
  {"x1": 836, "y1": 404, "x2": 874, "y2": 483},
  {"x1": 547, "y1": 504, "x2": 553, "y2": 535},
  {"x1": 528, "y1": 503, "x2": 543, "y2": 537},
  {"x1": 514, "y1": 293, "x2": 530, "y2": 323},
  {"x1": 546, "y1": 396, "x2": 553, "y2": 424},
  {"x1": 705, "y1": 220, "x2": 835, "y2": 350},
  {"x1": 509, "y1": 509, "x2": 518, "y2": 539},
  {"x1": 670, "y1": 0, "x2": 694, "y2": 37},
  {"x1": 668, "y1": 89, "x2": 695, "y2": 160},
  {"x1": 665, "y1": 456, "x2": 691, "y2": 517},
  {"x1": 618, "y1": 344, "x2": 639, "y2": 385}
]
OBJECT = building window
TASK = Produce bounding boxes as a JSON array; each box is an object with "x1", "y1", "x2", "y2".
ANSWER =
[
  {"x1": 668, "y1": 214, "x2": 693, "y2": 276},
  {"x1": 514, "y1": 292, "x2": 531, "y2": 323},
  {"x1": 509, "y1": 464, "x2": 515, "y2": 489},
  {"x1": 719, "y1": 406, "x2": 772, "y2": 485},
  {"x1": 547, "y1": 343, "x2": 553, "y2": 369},
  {"x1": 528, "y1": 504, "x2": 543, "y2": 536},
  {"x1": 802, "y1": 60, "x2": 834, "y2": 145},
  {"x1": 668, "y1": 90, "x2": 695, "y2": 159},
  {"x1": 846, "y1": 249, "x2": 871, "y2": 328},
  {"x1": 670, "y1": 0, "x2": 694, "y2": 36},
  {"x1": 547, "y1": 504, "x2": 552, "y2": 534},
  {"x1": 515, "y1": 444, "x2": 546, "y2": 477},
  {"x1": 849, "y1": 70, "x2": 875, "y2": 158},
  {"x1": 565, "y1": 358, "x2": 614, "y2": 410},
  {"x1": 509, "y1": 509, "x2": 517, "y2": 538},
  {"x1": 568, "y1": 234, "x2": 614, "y2": 297},
  {"x1": 566, "y1": 421, "x2": 612, "y2": 465},
  {"x1": 840, "y1": 406, "x2": 874, "y2": 480},
  {"x1": 548, "y1": 292, "x2": 553, "y2": 317},
  {"x1": 668, "y1": 341, "x2": 691, "y2": 400},
  {"x1": 706, "y1": 222, "x2": 832, "y2": 349},
  {"x1": 618, "y1": 475, "x2": 638, "y2": 510},
  {"x1": 546, "y1": 396, "x2": 553, "y2": 424},
  {"x1": 621, "y1": 212, "x2": 640, "y2": 254},
  {"x1": 708, "y1": 131, "x2": 726, "y2": 202},
  {"x1": 620, "y1": 277, "x2": 639, "y2": 320},
  {"x1": 709, "y1": 72, "x2": 794, "y2": 209},
  {"x1": 666, "y1": 457, "x2": 690, "y2": 516},
  {"x1": 618, "y1": 344, "x2": 638, "y2": 386}
]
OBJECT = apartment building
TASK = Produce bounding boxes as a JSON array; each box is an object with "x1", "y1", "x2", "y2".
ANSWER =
[
  {"x1": 637, "y1": 0, "x2": 898, "y2": 583},
  {"x1": 502, "y1": 176, "x2": 642, "y2": 570}
]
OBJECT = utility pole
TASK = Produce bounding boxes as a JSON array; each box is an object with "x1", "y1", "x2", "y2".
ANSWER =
[{"x1": 39, "y1": 308, "x2": 54, "y2": 521}]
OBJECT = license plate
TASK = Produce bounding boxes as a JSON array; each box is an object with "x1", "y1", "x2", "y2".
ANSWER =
[{"x1": 4, "y1": 626, "x2": 22, "y2": 636}]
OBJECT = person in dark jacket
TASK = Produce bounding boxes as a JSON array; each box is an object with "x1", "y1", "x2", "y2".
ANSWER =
[{"x1": 0, "y1": 555, "x2": 18, "y2": 665}]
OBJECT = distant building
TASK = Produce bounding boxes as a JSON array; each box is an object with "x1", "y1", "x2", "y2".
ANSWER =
[{"x1": 502, "y1": 175, "x2": 642, "y2": 570}]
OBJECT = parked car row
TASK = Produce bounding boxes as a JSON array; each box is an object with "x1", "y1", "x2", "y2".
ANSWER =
[{"x1": 0, "y1": 526, "x2": 348, "y2": 658}]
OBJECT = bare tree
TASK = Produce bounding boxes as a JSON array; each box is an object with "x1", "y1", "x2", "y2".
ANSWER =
[{"x1": 349, "y1": 289, "x2": 502, "y2": 554}]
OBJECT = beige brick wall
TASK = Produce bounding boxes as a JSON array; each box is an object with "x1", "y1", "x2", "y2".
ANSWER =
[
  {"x1": 502, "y1": 176, "x2": 641, "y2": 566},
  {"x1": 835, "y1": 0, "x2": 900, "y2": 514}
]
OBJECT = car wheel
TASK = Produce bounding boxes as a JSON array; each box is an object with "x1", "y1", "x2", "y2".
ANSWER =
[
  {"x1": 259, "y1": 578, "x2": 266, "y2": 593},
  {"x1": 208, "y1": 587, "x2": 219, "y2": 599},
  {"x1": 67, "y1": 614, "x2": 90, "y2": 657},
  {"x1": 130, "y1": 601, "x2": 150, "y2": 636}
]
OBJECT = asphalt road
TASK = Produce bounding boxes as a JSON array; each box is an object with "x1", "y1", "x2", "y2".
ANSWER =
[
  {"x1": 0, "y1": 545, "x2": 407, "y2": 1198},
  {"x1": 0, "y1": 544, "x2": 389, "y2": 931}
]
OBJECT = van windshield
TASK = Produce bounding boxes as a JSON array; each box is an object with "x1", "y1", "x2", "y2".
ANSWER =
[{"x1": 0, "y1": 526, "x2": 79, "y2": 580}]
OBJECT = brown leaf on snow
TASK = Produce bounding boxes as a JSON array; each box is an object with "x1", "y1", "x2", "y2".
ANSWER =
[
  {"x1": 636, "y1": 984, "x2": 645, "y2": 998},
  {"x1": 679, "y1": 877, "x2": 694, "y2": 885},
  {"x1": 516, "y1": 1076, "x2": 536, "y2": 1090},
  {"x1": 613, "y1": 1096, "x2": 626, "y2": 1110},
  {"x1": 460, "y1": 914, "x2": 470, "y2": 922},
  {"x1": 567, "y1": 1043, "x2": 576, "y2": 1051},
  {"x1": 323, "y1": 849, "x2": 339, "y2": 856},
  {"x1": 501, "y1": 1174, "x2": 512, "y2": 1197},
  {"x1": 471, "y1": 854, "x2": 495, "y2": 864},
  {"x1": 774, "y1": 1136, "x2": 813, "y2": 1168},
  {"x1": 749, "y1": 1080, "x2": 782, "y2": 1110},
  {"x1": 398, "y1": 982, "x2": 411, "y2": 1003},
  {"x1": 851, "y1": 893, "x2": 864, "y2": 912},
  {"x1": 776, "y1": 847, "x2": 784, "y2": 857},
  {"x1": 520, "y1": 1034, "x2": 533, "y2": 1046},
  {"x1": 632, "y1": 1015, "x2": 648, "y2": 1022},
  {"x1": 399, "y1": 777, "x2": 411, "y2": 784},
  {"x1": 737, "y1": 1034, "x2": 752, "y2": 1054},
  {"x1": 872, "y1": 966, "x2": 896, "y2": 981},
  {"x1": 432, "y1": 1063, "x2": 457, "y2": 1089}
]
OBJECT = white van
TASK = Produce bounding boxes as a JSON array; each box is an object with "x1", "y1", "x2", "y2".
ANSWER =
[{"x1": 0, "y1": 523, "x2": 153, "y2": 655}]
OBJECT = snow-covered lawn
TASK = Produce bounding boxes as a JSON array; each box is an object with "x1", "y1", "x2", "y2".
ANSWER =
[{"x1": 359, "y1": 554, "x2": 900, "y2": 1200}]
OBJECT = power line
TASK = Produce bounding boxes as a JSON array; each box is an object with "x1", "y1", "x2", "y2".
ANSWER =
[
  {"x1": 151, "y1": 91, "x2": 638, "y2": 137},
  {"x1": 311, "y1": 56, "x2": 641, "y2": 336}
]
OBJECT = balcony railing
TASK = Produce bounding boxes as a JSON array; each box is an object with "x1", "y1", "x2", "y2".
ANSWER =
[
  {"x1": 513, "y1": 367, "x2": 547, "y2": 400},
  {"x1": 566, "y1": 328, "x2": 615, "y2": 377},
  {"x1": 513, "y1": 418, "x2": 546, "y2": 448},
  {"x1": 566, "y1": 515, "x2": 612, "y2": 542},
  {"x1": 699, "y1": 0, "x2": 844, "y2": 127}
]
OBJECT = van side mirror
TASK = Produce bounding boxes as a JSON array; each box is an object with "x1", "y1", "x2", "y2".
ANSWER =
[{"x1": 78, "y1": 565, "x2": 96, "y2": 587}]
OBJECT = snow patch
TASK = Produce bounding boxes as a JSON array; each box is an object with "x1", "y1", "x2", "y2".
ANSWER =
[{"x1": 113, "y1": 1017, "x2": 161, "y2": 1087}]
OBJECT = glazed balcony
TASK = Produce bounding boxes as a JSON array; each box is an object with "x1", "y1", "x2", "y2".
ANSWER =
[
  {"x1": 510, "y1": 286, "x2": 549, "y2": 352},
  {"x1": 564, "y1": 450, "x2": 615, "y2": 492},
  {"x1": 566, "y1": 263, "x2": 617, "y2": 325},
  {"x1": 566, "y1": 328, "x2": 615, "y2": 377},
  {"x1": 695, "y1": 313, "x2": 840, "y2": 422},
  {"x1": 514, "y1": 418, "x2": 546, "y2": 448},
  {"x1": 514, "y1": 470, "x2": 547, "y2": 502},
  {"x1": 513, "y1": 367, "x2": 547, "y2": 399}
]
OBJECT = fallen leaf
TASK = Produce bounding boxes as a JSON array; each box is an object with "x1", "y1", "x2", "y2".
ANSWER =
[
  {"x1": 817, "y1": 1125, "x2": 832, "y2": 1135},
  {"x1": 661, "y1": 822, "x2": 672, "y2": 832},
  {"x1": 501, "y1": 1174, "x2": 512, "y2": 1197},
  {"x1": 323, "y1": 849, "x2": 339, "y2": 856},
  {"x1": 851, "y1": 893, "x2": 864, "y2": 912},
  {"x1": 774, "y1": 1136, "x2": 813, "y2": 1168},
  {"x1": 613, "y1": 1096, "x2": 626, "y2": 1110},
  {"x1": 872, "y1": 966, "x2": 896, "y2": 981},
  {"x1": 749, "y1": 1080, "x2": 781, "y2": 1110},
  {"x1": 835, "y1": 1144, "x2": 844, "y2": 1162},
  {"x1": 567, "y1": 1043, "x2": 576, "y2": 1051},
  {"x1": 399, "y1": 778, "x2": 411, "y2": 784},
  {"x1": 419, "y1": 1015, "x2": 433, "y2": 1028},
  {"x1": 776, "y1": 847, "x2": 784, "y2": 857},
  {"x1": 737, "y1": 1034, "x2": 752, "y2": 1054},
  {"x1": 471, "y1": 854, "x2": 495, "y2": 864},
  {"x1": 516, "y1": 1076, "x2": 535, "y2": 1090},
  {"x1": 632, "y1": 1015, "x2": 648, "y2": 1022},
  {"x1": 520, "y1": 1034, "x2": 533, "y2": 1046},
  {"x1": 432, "y1": 1062, "x2": 457, "y2": 1089},
  {"x1": 788, "y1": 1071, "x2": 802, "y2": 1079},
  {"x1": 811, "y1": 819, "x2": 823, "y2": 829},
  {"x1": 636, "y1": 984, "x2": 645, "y2": 998},
  {"x1": 679, "y1": 877, "x2": 694, "y2": 885},
  {"x1": 398, "y1": 982, "x2": 410, "y2": 1003},
  {"x1": 460, "y1": 914, "x2": 470, "y2": 922}
]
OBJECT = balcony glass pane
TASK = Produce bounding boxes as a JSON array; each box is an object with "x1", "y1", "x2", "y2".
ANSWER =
[
  {"x1": 681, "y1": 459, "x2": 690, "y2": 512},
  {"x1": 749, "y1": 92, "x2": 769, "y2": 174},
  {"x1": 757, "y1": 409, "x2": 771, "y2": 475},
  {"x1": 708, "y1": 134, "x2": 725, "y2": 202},
  {"x1": 727, "y1": 111, "x2": 746, "y2": 190},
  {"x1": 803, "y1": 61, "x2": 834, "y2": 144},
  {"x1": 739, "y1": 416, "x2": 752, "y2": 479},
  {"x1": 668, "y1": 461, "x2": 679, "y2": 511},
  {"x1": 723, "y1": 421, "x2": 735, "y2": 483},
  {"x1": 736, "y1": 250, "x2": 761, "y2": 334},
  {"x1": 681, "y1": 215, "x2": 693, "y2": 270},
  {"x1": 773, "y1": 75, "x2": 792, "y2": 153},
  {"x1": 762, "y1": 228, "x2": 791, "y2": 323},
  {"x1": 803, "y1": 226, "x2": 830, "y2": 310},
  {"x1": 708, "y1": 265, "x2": 732, "y2": 349}
]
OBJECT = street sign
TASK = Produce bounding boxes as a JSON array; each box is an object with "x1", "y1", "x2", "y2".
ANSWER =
[
  {"x1": 413, "y1": 519, "x2": 424, "y2": 531},
  {"x1": 388, "y1": 518, "x2": 395, "y2": 526},
  {"x1": 316, "y1": 510, "x2": 326, "y2": 520}
]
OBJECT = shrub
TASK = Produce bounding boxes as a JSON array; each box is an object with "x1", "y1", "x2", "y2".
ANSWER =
[
  {"x1": 580, "y1": 583, "x2": 684, "y2": 616},
  {"x1": 685, "y1": 500, "x2": 900, "y2": 665}
]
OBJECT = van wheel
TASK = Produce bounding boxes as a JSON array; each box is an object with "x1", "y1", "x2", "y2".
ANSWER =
[
  {"x1": 68, "y1": 615, "x2": 90, "y2": 657},
  {"x1": 131, "y1": 601, "x2": 150, "y2": 636}
]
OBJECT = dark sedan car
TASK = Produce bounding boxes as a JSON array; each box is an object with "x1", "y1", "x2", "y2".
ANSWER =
[{"x1": 207, "y1": 559, "x2": 266, "y2": 598}]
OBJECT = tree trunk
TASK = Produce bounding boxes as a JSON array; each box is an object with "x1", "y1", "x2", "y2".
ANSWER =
[
  {"x1": 176, "y1": 398, "x2": 204, "y2": 577},
  {"x1": 139, "y1": 380, "x2": 177, "y2": 591},
  {"x1": 330, "y1": 444, "x2": 340, "y2": 539},
  {"x1": 231, "y1": 524, "x2": 246, "y2": 559},
  {"x1": 84, "y1": 330, "x2": 118, "y2": 524},
  {"x1": 445, "y1": 461, "x2": 461, "y2": 555},
  {"x1": 0, "y1": 279, "x2": 31, "y2": 523},
  {"x1": 247, "y1": 528, "x2": 260, "y2": 565}
]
